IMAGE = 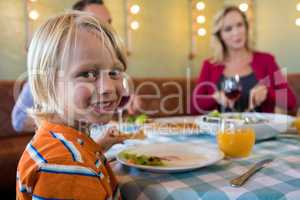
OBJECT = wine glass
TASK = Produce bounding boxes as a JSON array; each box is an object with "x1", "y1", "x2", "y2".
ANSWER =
[
  {"x1": 222, "y1": 75, "x2": 242, "y2": 110},
  {"x1": 117, "y1": 73, "x2": 134, "y2": 126}
]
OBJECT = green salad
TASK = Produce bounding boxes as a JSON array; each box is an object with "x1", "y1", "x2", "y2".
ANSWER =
[
  {"x1": 119, "y1": 151, "x2": 164, "y2": 166},
  {"x1": 208, "y1": 110, "x2": 221, "y2": 117},
  {"x1": 126, "y1": 114, "x2": 149, "y2": 124},
  {"x1": 207, "y1": 110, "x2": 268, "y2": 124}
]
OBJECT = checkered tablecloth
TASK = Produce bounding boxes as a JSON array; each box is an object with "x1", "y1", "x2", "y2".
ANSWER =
[{"x1": 112, "y1": 134, "x2": 300, "y2": 200}]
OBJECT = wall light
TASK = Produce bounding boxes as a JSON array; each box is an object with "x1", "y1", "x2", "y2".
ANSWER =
[
  {"x1": 29, "y1": 0, "x2": 38, "y2": 2},
  {"x1": 29, "y1": 10, "x2": 39, "y2": 20},
  {"x1": 188, "y1": 0, "x2": 207, "y2": 61},
  {"x1": 196, "y1": 15, "x2": 206, "y2": 24},
  {"x1": 124, "y1": 1, "x2": 141, "y2": 55},
  {"x1": 239, "y1": 3, "x2": 249, "y2": 12},
  {"x1": 130, "y1": 20, "x2": 139, "y2": 30},
  {"x1": 196, "y1": 1, "x2": 205, "y2": 10},
  {"x1": 130, "y1": 4, "x2": 140, "y2": 14},
  {"x1": 297, "y1": 3, "x2": 300, "y2": 11},
  {"x1": 197, "y1": 28, "x2": 206, "y2": 36},
  {"x1": 296, "y1": 18, "x2": 300, "y2": 26}
]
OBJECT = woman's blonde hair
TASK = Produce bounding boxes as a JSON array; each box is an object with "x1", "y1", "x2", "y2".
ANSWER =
[
  {"x1": 211, "y1": 6, "x2": 252, "y2": 64},
  {"x1": 27, "y1": 11, "x2": 127, "y2": 125}
]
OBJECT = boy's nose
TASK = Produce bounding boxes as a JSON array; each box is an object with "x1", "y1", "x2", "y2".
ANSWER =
[{"x1": 95, "y1": 74, "x2": 118, "y2": 96}]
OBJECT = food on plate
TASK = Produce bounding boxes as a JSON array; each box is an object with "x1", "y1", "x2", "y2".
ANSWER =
[
  {"x1": 120, "y1": 152, "x2": 181, "y2": 166},
  {"x1": 117, "y1": 129, "x2": 146, "y2": 140},
  {"x1": 205, "y1": 110, "x2": 269, "y2": 124},
  {"x1": 151, "y1": 122, "x2": 200, "y2": 130},
  {"x1": 120, "y1": 152, "x2": 164, "y2": 166},
  {"x1": 208, "y1": 110, "x2": 221, "y2": 117},
  {"x1": 126, "y1": 114, "x2": 152, "y2": 124}
]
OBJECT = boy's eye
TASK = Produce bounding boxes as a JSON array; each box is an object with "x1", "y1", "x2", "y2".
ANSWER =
[
  {"x1": 108, "y1": 69, "x2": 122, "y2": 80},
  {"x1": 79, "y1": 71, "x2": 98, "y2": 80}
]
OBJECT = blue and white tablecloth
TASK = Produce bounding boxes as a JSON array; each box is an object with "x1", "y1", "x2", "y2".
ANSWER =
[{"x1": 110, "y1": 134, "x2": 300, "y2": 200}]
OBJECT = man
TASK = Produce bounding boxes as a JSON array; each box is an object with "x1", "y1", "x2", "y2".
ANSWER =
[
  {"x1": 12, "y1": 0, "x2": 113, "y2": 132},
  {"x1": 73, "y1": 0, "x2": 112, "y2": 24}
]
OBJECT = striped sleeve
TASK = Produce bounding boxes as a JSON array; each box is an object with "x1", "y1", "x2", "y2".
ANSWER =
[
  {"x1": 31, "y1": 162, "x2": 108, "y2": 199},
  {"x1": 17, "y1": 142, "x2": 109, "y2": 200}
]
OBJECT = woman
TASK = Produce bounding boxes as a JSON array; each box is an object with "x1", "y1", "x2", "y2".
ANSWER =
[{"x1": 191, "y1": 6, "x2": 296, "y2": 114}]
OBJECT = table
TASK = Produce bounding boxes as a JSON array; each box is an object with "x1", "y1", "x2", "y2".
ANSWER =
[{"x1": 112, "y1": 134, "x2": 300, "y2": 200}]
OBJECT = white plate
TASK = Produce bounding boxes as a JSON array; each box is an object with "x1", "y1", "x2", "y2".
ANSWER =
[
  {"x1": 116, "y1": 143, "x2": 224, "y2": 173},
  {"x1": 195, "y1": 112, "x2": 295, "y2": 141},
  {"x1": 143, "y1": 116, "x2": 205, "y2": 136}
]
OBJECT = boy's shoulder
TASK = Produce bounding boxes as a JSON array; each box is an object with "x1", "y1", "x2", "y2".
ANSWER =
[{"x1": 31, "y1": 128, "x2": 84, "y2": 164}]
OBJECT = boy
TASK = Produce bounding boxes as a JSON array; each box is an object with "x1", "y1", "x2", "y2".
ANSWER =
[{"x1": 17, "y1": 11, "x2": 128, "y2": 199}]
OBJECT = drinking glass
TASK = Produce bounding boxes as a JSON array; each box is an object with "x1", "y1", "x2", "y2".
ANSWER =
[
  {"x1": 117, "y1": 73, "x2": 133, "y2": 125},
  {"x1": 222, "y1": 75, "x2": 242, "y2": 110},
  {"x1": 293, "y1": 108, "x2": 300, "y2": 135},
  {"x1": 217, "y1": 119, "x2": 255, "y2": 158}
]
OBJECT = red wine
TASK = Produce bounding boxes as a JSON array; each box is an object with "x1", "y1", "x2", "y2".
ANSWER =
[
  {"x1": 118, "y1": 96, "x2": 130, "y2": 108},
  {"x1": 224, "y1": 89, "x2": 241, "y2": 100}
]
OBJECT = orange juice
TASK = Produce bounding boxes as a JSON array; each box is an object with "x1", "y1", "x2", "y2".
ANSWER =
[
  {"x1": 217, "y1": 128, "x2": 255, "y2": 158},
  {"x1": 292, "y1": 118, "x2": 300, "y2": 135}
]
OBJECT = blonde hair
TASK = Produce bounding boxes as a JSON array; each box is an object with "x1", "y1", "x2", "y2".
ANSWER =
[
  {"x1": 27, "y1": 11, "x2": 127, "y2": 125},
  {"x1": 210, "y1": 6, "x2": 252, "y2": 64}
]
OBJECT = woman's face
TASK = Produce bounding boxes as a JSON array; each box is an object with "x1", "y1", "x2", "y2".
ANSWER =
[
  {"x1": 220, "y1": 10, "x2": 247, "y2": 51},
  {"x1": 56, "y1": 29, "x2": 126, "y2": 125}
]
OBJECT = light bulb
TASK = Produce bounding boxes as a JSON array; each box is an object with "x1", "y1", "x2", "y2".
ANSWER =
[
  {"x1": 239, "y1": 3, "x2": 249, "y2": 12},
  {"x1": 130, "y1": 4, "x2": 140, "y2": 14},
  {"x1": 196, "y1": 2, "x2": 205, "y2": 11},
  {"x1": 197, "y1": 28, "x2": 206, "y2": 36},
  {"x1": 131, "y1": 21, "x2": 139, "y2": 30},
  {"x1": 29, "y1": 10, "x2": 39, "y2": 20},
  {"x1": 296, "y1": 18, "x2": 300, "y2": 26},
  {"x1": 29, "y1": 0, "x2": 38, "y2": 2},
  {"x1": 297, "y1": 3, "x2": 300, "y2": 11},
  {"x1": 196, "y1": 15, "x2": 206, "y2": 24}
]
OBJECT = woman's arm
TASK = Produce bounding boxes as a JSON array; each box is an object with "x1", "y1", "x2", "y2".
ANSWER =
[{"x1": 263, "y1": 55, "x2": 297, "y2": 112}]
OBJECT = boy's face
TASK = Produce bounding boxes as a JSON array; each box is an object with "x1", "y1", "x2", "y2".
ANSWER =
[{"x1": 56, "y1": 30, "x2": 125, "y2": 125}]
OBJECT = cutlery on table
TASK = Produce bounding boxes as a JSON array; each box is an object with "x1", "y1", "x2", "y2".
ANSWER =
[{"x1": 230, "y1": 158, "x2": 274, "y2": 187}]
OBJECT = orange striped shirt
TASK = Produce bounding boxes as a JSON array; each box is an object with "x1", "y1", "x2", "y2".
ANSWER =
[{"x1": 16, "y1": 121, "x2": 121, "y2": 200}]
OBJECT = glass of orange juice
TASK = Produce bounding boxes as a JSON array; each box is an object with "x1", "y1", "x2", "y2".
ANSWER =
[{"x1": 217, "y1": 120, "x2": 255, "y2": 158}]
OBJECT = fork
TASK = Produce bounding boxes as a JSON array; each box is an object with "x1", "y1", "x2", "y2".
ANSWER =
[{"x1": 230, "y1": 158, "x2": 274, "y2": 187}]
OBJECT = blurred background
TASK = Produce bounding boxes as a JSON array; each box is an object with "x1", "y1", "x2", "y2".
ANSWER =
[{"x1": 0, "y1": 0, "x2": 300, "y2": 80}]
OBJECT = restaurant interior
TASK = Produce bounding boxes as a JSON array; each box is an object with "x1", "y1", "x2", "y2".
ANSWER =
[{"x1": 1, "y1": 0, "x2": 300, "y2": 199}]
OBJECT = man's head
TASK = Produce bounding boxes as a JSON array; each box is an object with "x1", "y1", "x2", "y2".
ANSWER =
[{"x1": 72, "y1": 0, "x2": 112, "y2": 24}]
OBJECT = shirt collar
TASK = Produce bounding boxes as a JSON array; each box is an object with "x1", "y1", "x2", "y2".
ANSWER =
[{"x1": 39, "y1": 120, "x2": 103, "y2": 153}]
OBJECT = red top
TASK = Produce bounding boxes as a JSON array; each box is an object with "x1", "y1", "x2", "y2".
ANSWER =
[{"x1": 191, "y1": 51, "x2": 297, "y2": 114}]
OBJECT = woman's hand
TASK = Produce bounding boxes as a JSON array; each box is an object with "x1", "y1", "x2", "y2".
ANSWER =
[
  {"x1": 212, "y1": 91, "x2": 235, "y2": 109},
  {"x1": 94, "y1": 127, "x2": 127, "y2": 152},
  {"x1": 248, "y1": 84, "x2": 268, "y2": 110}
]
